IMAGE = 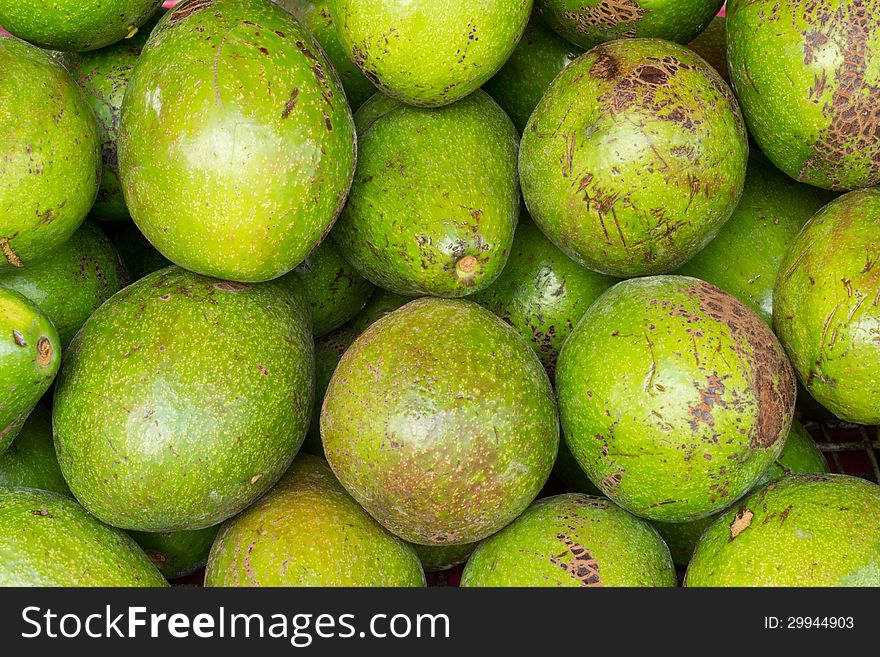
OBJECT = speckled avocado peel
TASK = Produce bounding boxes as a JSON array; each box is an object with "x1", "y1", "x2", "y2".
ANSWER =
[
  {"x1": 0, "y1": 406, "x2": 70, "y2": 496},
  {"x1": 556, "y1": 275, "x2": 796, "y2": 522},
  {"x1": 0, "y1": 37, "x2": 100, "y2": 272},
  {"x1": 53, "y1": 266, "x2": 314, "y2": 532},
  {"x1": 118, "y1": 0, "x2": 356, "y2": 282},
  {"x1": 461, "y1": 494, "x2": 676, "y2": 587},
  {"x1": 332, "y1": 91, "x2": 519, "y2": 298},
  {"x1": 322, "y1": 297, "x2": 559, "y2": 545},
  {"x1": 727, "y1": 0, "x2": 880, "y2": 191},
  {"x1": 773, "y1": 189, "x2": 880, "y2": 424},
  {"x1": 206, "y1": 454, "x2": 426, "y2": 587},
  {"x1": 685, "y1": 474, "x2": 880, "y2": 586},
  {"x1": 328, "y1": 0, "x2": 533, "y2": 107},
  {"x1": 520, "y1": 38, "x2": 748, "y2": 277}
]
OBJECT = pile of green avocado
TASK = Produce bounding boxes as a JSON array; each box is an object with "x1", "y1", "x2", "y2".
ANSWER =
[{"x1": 0, "y1": 0, "x2": 878, "y2": 588}]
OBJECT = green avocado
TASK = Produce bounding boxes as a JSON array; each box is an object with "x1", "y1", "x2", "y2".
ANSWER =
[
  {"x1": 130, "y1": 525, "x2": 221, "y2": 579},
  {"x1": 675, "y1": 151, "x2": 835, "y2": 324},
  {"x1": 115, "y1": 224, "x2": 172, "y2": 282},
  {"x1": 322, "y1": 297, "x2": 559, "y2": 545},
  {"x1": 327, "y1": 0, "x2": 532, "y2": 107},
  {"x1": 0, "y1": 1, "x2": 162, "y2": 51},
  {"x1": 118, "y1": 0, "x2": 356, "y2": 282},
  {"x1": 774, "y1": 189, "x2": 880, "y2": 424},
  {"x1": 520, "y1": 38, "x2": 748, "y2": 277},
  {"x1": 727, "y1": 0, "x2": 880, "y2": 190},
  {"x1": 483, "y1": 16, "x2": 584, "y2": 134},
  {"x1": 461, "y1": 494, "x2": 676, "y2": 587},
  {"x1": 472, "y1": 217, "x2": 617, "y2": 377},
  {"x1": 0, "y1": 288, "x2": 61, "y2": 454},
  {"x1": 205, "y1": 454, "x2": 426, "y2": 586},
  {"x1": 553, "y1": 438, "x2": 601, "y2": 496},
  {"x1": 0, "y1": 406, "x2": 70, "y2": 495},
  {"x1": 655, "y1": 420, "x2": 829, "y2": 566},
  {"x1": 0, "y1": 37, "x2": 100, "y2": 271},
  {"x1": 333, "y1": 91, "x2": 519, "y2": 298},
  {"x1": 685, "y1": 15, "x2": 727, "y2": 82},
  {"x1": 685, "y1": 474, "x2": 880, "y2": 586},
  {"x1": 345, "y1": 288, "x2": 411, "y2": 333},
  {"x1": 0, "y1": 486, "x2": 167, "y2": 586},
  {"x1": 0, "y1": 221, "x2": 125, "y2": 347},
  {"x1": 285, "y1": 238, "x2": 374, "y2": 336},
  {"x1": 275, "y1": 0, "x2": 375, "y2": 110},
  {"x1": 536, "y1": 0, "x2": 723, "y2": 50},
  {"x1": 53, "y1": 267, "x2": 314, "y2": 532},
  {"x1": 413, "y1": 542, "x2": 476, "y2": 573},
  {"x1": 556, "y1": 276, "x2": 796, "y2": 522}
]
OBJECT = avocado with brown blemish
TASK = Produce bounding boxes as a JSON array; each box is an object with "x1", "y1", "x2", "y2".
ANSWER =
[
  {"x1": 322, "y1": 297, "x2": 559, "y2": 545},
  {"x1": 556, "y1": 275, "x2": 796, "y2": 522},
  {"x1": 0, "y1": 221, "x2": 125, "y2": 347},
  {"x1": 520, "y1": 38, "x2": 748, "y2": 277},
  {"x1": 52, "y1": 266, "x2": 314, "y2": 532},
  {"x1": 774, "y1": 189, "x2": 880, "y2": 425},
  {"x1": 684, "y1": 15, "x2": 727, "y2": 82},
  {"x1": 130, "y1": 525, "x2": 221, "y2": 580},
  {"x1": 327, "y1": 0, "x2": 532, "y2": 108},
  {"x1": 332, "y1": 91, "x2": 519, "y2": 298},
  {"x1": 536, "y1": 0, "x2": 723, "y2": 50},
  {"x1": 461, "y1": 494, "x2": 676, "y2": 587},
  {"x1": 0, "y1": 406, "x2": 69, "y2": 495},
  {"x1": 727, "y1": 0, "x2": 880, "y2": 190},
  {"x1": 115, "y1": 224, "x2": 172, "y2": 282},
  {"x1": 205, "y1": 454, "x2": 425, "y2": 586},
  {"x1": 0, "y1": 37, "x2": 100, "y2": 272},
  {"x1": 685, "y1": 474, "x2": 880, "y2": 586},
  {"x1": 118, "y1": 0, "x2": 356, "y2": 282}
]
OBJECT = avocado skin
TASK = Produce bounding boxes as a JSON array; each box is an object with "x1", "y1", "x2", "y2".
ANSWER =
[
  {"x1": 685, "y1": 15, "x2": 727, "y2": 82},
  {"x1": 461, "y1": 494, "x2": 676, "y2": 587},
  {"x1": 322, "y1": 297, "x2": 559, "y2": 545},
  {"x1": 774, "y1": 189, "x2": 880, "y2": 424},
  {"x1": 0, "y1": 406, "x2": 70, "y2": 496},
  {"x1": 115, "y1": 224, "x2": 172, "y2": 282},
  {"x1": 685, "y1": 474, "x2": 880, "y2": 586},
  {"x1": 0, "y1": 221, "x2": 125, "y2": 347},
  {"x1": 413, "y1": 541, "x2": 476, "y2": 573},
  {"x1": 130, "y1": 525, "x2": 221, "y2": 579},
  {"x1": 0, "y1": 486, "x2": 167, "y2": 586},
  {"x1": 53, "y1": 266, "x2": 314, "y2": 532},
  {"x1": 0, "y1": 37, "x2": 100, "y2": 272},
  {"x1": 0, "y1": 288, "x2": 61, "y2": 454},
  {"x1": 205, "y1": 454, "x2": 426, "y2": 587}
]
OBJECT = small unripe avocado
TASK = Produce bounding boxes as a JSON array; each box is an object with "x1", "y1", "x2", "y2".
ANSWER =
[
  {"x1": 685, "y1": 15, "x2": 727, "y2": 82},
  {"x1": 115, "y1": 224, "x2": 172, "y2": 282},
  {"x1": 0, "y1": 487, "x2": 167, "y2": 586},
  {"x1": 327, "y1": 0, "x2": 533, "y2": 107},
  {"x1": 556, "y1": 276, "x2": 796, "y2": 522},
  {"x1": 461, "y1": 494, "x2": 676, "y2": 587},
  {"x1": 0, "y1": 406, "x2": 70, "y2": 496},
  {"x1": 413, "y1": 542, "x2": 476, "y2": 574},
  {"x1": 205, "y1": 454, "x2": 426, "y2": 586},
  {"x1": 774, "y1": 189, "x2": 880, "y2": 424},
  {"x1": 322, "y1": 297, "x2": 559, "y2": 545},
  {"x1": 130, "y1": 525, "x2": 221, "y2": 580},
  {"x1": 53, "y1": 267, "x2": 314, "y2": 532},
  {"x1": 345, "y1": 288, "x2": 411, "y2": 333},
  {"x1": 0, "y1": 37, "x2": 100, "y2": 271},
  {"x1": 685, "y1": 474, "x2": 880, "y2": 586},
  {"x1": 520, "y1": 38, "x2": 747, "y2": 277}
]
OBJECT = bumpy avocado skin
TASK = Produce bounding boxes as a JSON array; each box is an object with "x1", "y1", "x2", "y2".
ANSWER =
[
  {"x1": 0, "y1": 487, "x2": 167, "y2": 586},
  {"x1": 0, "y1": 1, "x2": 161, "y2": 51},
  {"x1": 206, "y1": 454, "x2": 426, "y2": 586},
  {"x1": 686, "y1": 474, "x2": 880, "y2": 586},
  {"x1": 413, "y1": 541, "x2": 476, "y2": 573},
  {"x1": 461, "y1": 494, "x2": 676, "y2": 587},
  {"x1": 333, "y1": 91, "x2": 519, "y2": 298},
  {"x1": 0, "y1": 288, "x2": 61, "y2": 454},
  {"x1": 322, "y1": 298, "x2": 559, "y2": 545},
  {"x1": 774, "y1": 190, "x2": 880, "y2": 424},
  {"x1": 520, "y1": 39, "x2": 747, "y2": 277},
  {"x1": 275, "y1": 0, "x2": 374, "y2": 110},
  {"x1": 537, "y1": 0, "x2": 723, "y2": 49},
  {"x1": 130, "y1": 525, "x2": 221, "y2": 579},
  {"x1": 727, "y1": 0, "x2": 880, "y2": 191},
  {"x1": 327, "y1": 0, "x2": 532, "y2": 108},
  {"x1": 685, "y1": 15, "x2": 727, "y2": 82},
  {"x1": 115, "y1": 224, "x2": 172, "y2": 282},
  {"x1": 483, "y1": 16, "x2": 584, "y2": 134},
  {"x1": 0, "y1": 221, "x2": 125, "y2": 347},
  {"x1": 655, "y1": 420, "x2": 829, "y2": 566},
  {"x1": 473, "y1": 218, "x2": 617, "y2": 376},
  {"x1": 118, "y1": 0, "x2": 356, "y2": 282},
  {"x1": 0, "y1": 406, "x2": 70, "y2": 496},
  {"x1": 556, "y1": 276, "x2": 796, "y2": 522},
  {"x1": 285, "y1": 238, "x2": 374, "y2": 336},
  {"x1": 0, "y1": 37, "x2": 100, "y2": 271},
  {"x1": 53, "y1": 267, "x2": 314, "y2": 532},
  {"x1": 675, "y1": 152, "x2": 835, "y2": 324}
]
